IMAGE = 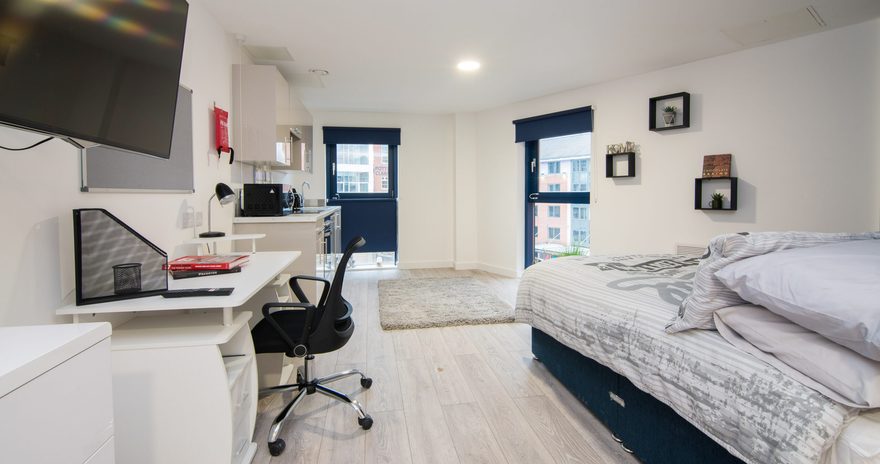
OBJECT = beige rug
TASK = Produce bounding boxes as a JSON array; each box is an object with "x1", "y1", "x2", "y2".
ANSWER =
[{"x1": 378, "y1": 277, "x2": 514, "y2": 330}]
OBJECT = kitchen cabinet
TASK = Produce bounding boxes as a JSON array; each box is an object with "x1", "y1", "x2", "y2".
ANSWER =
[
  {"x1": 275, "y1": 125, "x2": 313, "y2": 173},
  {"x1": 232, "y1": 64, "x2": 291, "y2": 167}
]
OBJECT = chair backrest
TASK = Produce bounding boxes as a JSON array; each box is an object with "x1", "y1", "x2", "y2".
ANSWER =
[{"x1": 308, "y1": 236, "x2": 365, "y2": 352}]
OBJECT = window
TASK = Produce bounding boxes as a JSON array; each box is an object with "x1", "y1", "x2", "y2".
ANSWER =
[
  {"x1": 533, "y1": 226, "x2": 538, "y2": 237},
  {"x1": 338, "y1": 172, "x2": 370, "y2": 193},
  {"x1": 326, "y1": 142, "x2": 396, "y2": 198},
  {"x1": 547, "y1": 161, "x2": 560, "y2": 174},
  {"x1": 572, "y1": 206, "x2": 588, "y2": 219},
  {"x1": 572, "y1": 229, "x2": 588, "y2": 243},
  {"x1": 548, "y1": 227, "x2": 561, "y2": 240},
  {"x1": 548, "y1": 184, "x2": 561, "y2": 192},
  {"x1": 548, "y1": 205, "x2": 560, "y2": 217},
  {"x1": 571, "y1": 158, "x2": 590, "y2": 192}
]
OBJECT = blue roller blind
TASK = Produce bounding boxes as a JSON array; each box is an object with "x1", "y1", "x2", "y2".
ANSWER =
[
  {"x1": 323, "y1": 126, "x2": 401, "y2": 145},
  {"x1": 513, "y1": 106, "x2": 592, "y2": 142}
]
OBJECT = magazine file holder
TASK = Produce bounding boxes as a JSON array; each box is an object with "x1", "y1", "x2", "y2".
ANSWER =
[{"x1": 74, "y1": 208, "x2": 168, "y2": 306}]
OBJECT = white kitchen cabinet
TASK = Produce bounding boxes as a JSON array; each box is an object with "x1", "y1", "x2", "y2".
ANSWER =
[{"x1": 232, "y1": 64, "x2": 290, "y2": 167}]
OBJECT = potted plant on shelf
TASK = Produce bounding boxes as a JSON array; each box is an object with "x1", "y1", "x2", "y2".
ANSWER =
[
  {"x1": 710, "y1": 192, "x2": 724, "y2": 209},
  {"x1": 663, "y1": 105, "x2": 677, "y2": 126}
]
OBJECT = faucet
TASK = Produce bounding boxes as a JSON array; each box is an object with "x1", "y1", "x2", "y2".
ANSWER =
[{"x1": 299, "y1": 181, "x2": 311, "y2": 207}]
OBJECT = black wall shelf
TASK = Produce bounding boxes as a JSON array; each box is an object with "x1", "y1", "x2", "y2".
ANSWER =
[
  {"x1": 650, "y1": 92, "x2": 690, "y2": 131},
  {"x1": 695, "y1": 177, "x2": 737, "y2": 211},
  {"x1": 605, "y1": 152, "x2": 636, "y2": 178}
]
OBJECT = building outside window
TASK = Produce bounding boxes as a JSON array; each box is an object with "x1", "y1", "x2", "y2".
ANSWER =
[
  {"x1": 572, "y1": 206, "x2": 588, "y2": 219},
  {"x1": 572, "y1": 229, "x2": 588, "y2": 243},
  {"x1": 548, "y1": 184, "x2": 561, "y2": 192},
  {"x1": 547, "y1": 161, "x2": 560, "y2": 174},
  {"x1": 548, "y1": 205, "x2": 560, "y2": 217},
  {"x1": 548, "y1": 227, "x2": 561, "y2": 240}
]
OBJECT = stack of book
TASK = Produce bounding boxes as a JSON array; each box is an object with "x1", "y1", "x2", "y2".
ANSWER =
[{"x1": 164, "y1": 255, "x2": 249, "y2": 280}]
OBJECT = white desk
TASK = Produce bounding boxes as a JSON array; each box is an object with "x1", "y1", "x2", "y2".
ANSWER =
[
  {"x1": 57, "y1": 251, "x2": 300, "y2": 326},
  {"x1": 56, "y1": 251, "x2": 300, "y2": 464}
]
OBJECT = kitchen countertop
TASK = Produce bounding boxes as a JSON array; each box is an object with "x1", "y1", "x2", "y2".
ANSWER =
[{"x1": 233, "y1": 205, "x2": 340, "y2": 224}]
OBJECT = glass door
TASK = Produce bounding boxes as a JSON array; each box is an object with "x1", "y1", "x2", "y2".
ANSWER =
[{"x1": 525, "y1": 133, "x2": 591, "y2": 267}]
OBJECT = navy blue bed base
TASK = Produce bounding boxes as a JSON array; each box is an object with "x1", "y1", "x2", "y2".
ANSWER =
[{"x1": 531, "y1": 327, "x2": 745, "y2": 464}]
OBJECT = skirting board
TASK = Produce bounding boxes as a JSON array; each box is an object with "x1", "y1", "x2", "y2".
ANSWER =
[
  {"x1": 400, "y1": 260, "x2": 520, "y2": 278},
  {"x1": 397, "y1": 260, "x2": 454, "y2": 270}
]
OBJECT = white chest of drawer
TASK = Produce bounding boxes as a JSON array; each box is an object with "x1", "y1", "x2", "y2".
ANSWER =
[{"x1": 0, "y1": 323, "x2": 114, "y2": 464}]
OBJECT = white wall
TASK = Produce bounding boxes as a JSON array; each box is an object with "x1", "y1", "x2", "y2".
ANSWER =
[
  {"x1": 304, "y1": 111, "x2": 457, "y2": 269},
  {"x1": 453, "y1": 113, "x2": 479, "y2": 269},
  {"x1": 0, "y1": 0, "x2": 242, "y2": 326},
  {"x1": 474, "y1": 18, "x2": 880, "y2": 275}
]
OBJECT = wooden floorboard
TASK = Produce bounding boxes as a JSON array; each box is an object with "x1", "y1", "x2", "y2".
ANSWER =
[{"x1": 255, "y1": 268, "x2": 637, "y2": 464}]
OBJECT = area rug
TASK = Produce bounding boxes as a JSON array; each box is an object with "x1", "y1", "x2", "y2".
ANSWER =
[{"x1": 378, "y1": 277, "x2": 514, "y2": 330}]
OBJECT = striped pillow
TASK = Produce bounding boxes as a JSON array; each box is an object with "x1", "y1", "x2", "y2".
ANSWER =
[{"x1": 665, "y1": 231, "x2": 880, "y2": 333}]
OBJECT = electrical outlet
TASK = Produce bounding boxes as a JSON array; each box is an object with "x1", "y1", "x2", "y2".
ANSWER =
[{"x1": 181, "y1": 211, "x2": 203, "y2": 228}]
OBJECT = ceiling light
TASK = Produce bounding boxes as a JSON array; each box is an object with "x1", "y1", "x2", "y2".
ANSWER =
[
  {"x1": 456, "y1": 60, "x2": 481, "y2": 72},
  {"x1": 308, "y1": 68, "x2": 330, "y2": 76}
]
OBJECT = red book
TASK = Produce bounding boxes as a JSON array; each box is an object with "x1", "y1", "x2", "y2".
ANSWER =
[{"x1": 164, "y1": 255, "x2": 249, "y2": 271}]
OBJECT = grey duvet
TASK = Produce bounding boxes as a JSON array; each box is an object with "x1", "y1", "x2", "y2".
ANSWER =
[{"x1": 515, "y1": 254, "x2": 852, "y2": 464}]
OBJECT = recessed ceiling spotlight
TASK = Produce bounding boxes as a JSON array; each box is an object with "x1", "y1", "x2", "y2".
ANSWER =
[
  {"x1": 456, "y1": 60, "x2": 481, "y2": 72},
  {"x1": 308, "y1": 68, "x2": 330, "y2": 76}
]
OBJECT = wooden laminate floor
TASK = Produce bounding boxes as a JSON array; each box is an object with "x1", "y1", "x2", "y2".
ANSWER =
[{"x1": 253, "y1": 268, "x2": 639, "y2": 464}]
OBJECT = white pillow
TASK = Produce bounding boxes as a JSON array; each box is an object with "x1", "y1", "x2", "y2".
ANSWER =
[
  {"x1": 665, "y1": 231, "x2": 880, "y2": 333},
  {"x1": 715, "y1": 304, "x2": 880, "y2": 408},
  {"x1": 715, "y1": 239, "x2": 880, "y2": 361}
]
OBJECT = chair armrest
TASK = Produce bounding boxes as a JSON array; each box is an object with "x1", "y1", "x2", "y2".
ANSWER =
[
  {"x1": 289, "y1": 275, "x2": 331, "y2": 307},
  {"x1": 261, "y1": 302, "x2": 317, "y2": 356}
]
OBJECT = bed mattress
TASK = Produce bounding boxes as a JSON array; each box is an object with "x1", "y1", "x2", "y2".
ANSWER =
[{"x1": 515, "y1": 254, "x2": 874, "y2": 464}]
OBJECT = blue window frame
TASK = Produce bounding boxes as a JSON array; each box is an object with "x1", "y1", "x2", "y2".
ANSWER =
[{"x1": 517, "y1": 106, "x2": 592, "y2": 268}]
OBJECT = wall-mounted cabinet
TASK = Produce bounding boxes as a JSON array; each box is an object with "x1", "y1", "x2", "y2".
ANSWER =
[
  {"x1": 232, "y1": 64, "x2": 291, "y2": 168},
  {"x1": 275, "y1": 125, "x2": 313, "y2": 173}
]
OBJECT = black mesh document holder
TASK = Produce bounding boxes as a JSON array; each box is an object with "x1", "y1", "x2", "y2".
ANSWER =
[{"x1": 73, "y1": 209, "x2": 168, "y2": 306}]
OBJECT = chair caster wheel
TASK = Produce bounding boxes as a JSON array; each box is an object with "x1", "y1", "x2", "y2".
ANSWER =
[
  {"x1": 268, "y1": 439, "x2": 286, "y2": 456},
  {"x1": 358, "y1": 415, "x2": 373, "y2": 430},
  {"x1": 360, "y1": 377, "x2": 373, "y2": 389}
]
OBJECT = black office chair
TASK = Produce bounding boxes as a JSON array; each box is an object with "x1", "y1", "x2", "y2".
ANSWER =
[{"x1": 252, "y1": 236, "x2": 372, "y2": 456}]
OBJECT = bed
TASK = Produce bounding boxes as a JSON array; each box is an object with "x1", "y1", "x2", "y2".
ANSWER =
[{"x1": 515, "y1": 253, "x2": 879, "y2": 464}]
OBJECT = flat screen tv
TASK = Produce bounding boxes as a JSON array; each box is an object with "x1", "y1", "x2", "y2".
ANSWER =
[{"x1": 0, "y1": 0, "x2": 189, "y2": 158}]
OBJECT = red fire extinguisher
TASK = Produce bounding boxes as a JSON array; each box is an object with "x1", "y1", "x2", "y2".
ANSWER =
[{"x1": 214, "y1": 106, "x2": 234, "y2": 164}]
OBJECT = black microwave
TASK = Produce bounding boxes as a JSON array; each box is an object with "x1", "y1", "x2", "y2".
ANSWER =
[{"x1": 241, "y1": 184, "x2": 292, "y2": 216}]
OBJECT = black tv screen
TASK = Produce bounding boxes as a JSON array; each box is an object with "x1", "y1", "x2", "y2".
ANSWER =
[{"x1": 0, "y1": 0, "x2": 188, "y2": 158}]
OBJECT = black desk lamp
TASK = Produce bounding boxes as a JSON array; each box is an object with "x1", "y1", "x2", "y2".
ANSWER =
[{"x1": 200, "y1": 182, "x2": 236, "y2": 238}]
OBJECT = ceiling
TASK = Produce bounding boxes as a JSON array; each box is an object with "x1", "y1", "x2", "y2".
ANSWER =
[{"x1": 200, "y1": 0, "x2": 880, "y2": 114}]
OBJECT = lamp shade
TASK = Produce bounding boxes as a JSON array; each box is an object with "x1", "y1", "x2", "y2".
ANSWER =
[{"x1": 215, "y1": 183, "x2": 235, "y2": 205}]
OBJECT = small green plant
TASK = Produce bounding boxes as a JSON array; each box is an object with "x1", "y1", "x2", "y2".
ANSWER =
[
  {"x1": 711, "y1": 193, "x2": 725, "y2": 201},
  {"x1": 663, "y1": 105, "x2": 677, "y2": 113}
]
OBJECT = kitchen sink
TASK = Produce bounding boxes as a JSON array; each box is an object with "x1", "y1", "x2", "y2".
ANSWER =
[{"x1": 292, "y1": 206, "x2": 333, "y2": 214}]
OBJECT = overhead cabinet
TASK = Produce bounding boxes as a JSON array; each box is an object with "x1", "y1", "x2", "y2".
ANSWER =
[{"x1": 232, "y1": 64, "x2": 291, "y2": 167}]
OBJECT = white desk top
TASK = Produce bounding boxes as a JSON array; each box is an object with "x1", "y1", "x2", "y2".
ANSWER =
[
  {"x1": 0, "y1": 322, "x2": 111, "y2": 397},
  {"x1": 57, "y1": 251, "x2": 300, "y2": 316}
]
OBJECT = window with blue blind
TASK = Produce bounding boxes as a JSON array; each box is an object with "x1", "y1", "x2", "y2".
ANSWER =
[{"x1": 516, "y1": 106, "x2": 592, "y2": 267}]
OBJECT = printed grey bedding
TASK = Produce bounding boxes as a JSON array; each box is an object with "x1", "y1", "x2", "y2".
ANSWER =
[{"x1": 515, "y1": 254, "x2": 853, "y2": 464}]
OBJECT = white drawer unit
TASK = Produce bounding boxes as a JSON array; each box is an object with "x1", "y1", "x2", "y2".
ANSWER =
[
  {"x1": 110, "y1": 312, "x2": 259, "y2": 464},
  {"x1": 0, "y1": 323, "x2": 114, "y2": 464}
]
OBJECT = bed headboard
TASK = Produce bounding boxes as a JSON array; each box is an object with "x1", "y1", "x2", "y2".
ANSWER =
[{"x1": 675, "y1": 243, "x2": 706, "y2": 255}]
